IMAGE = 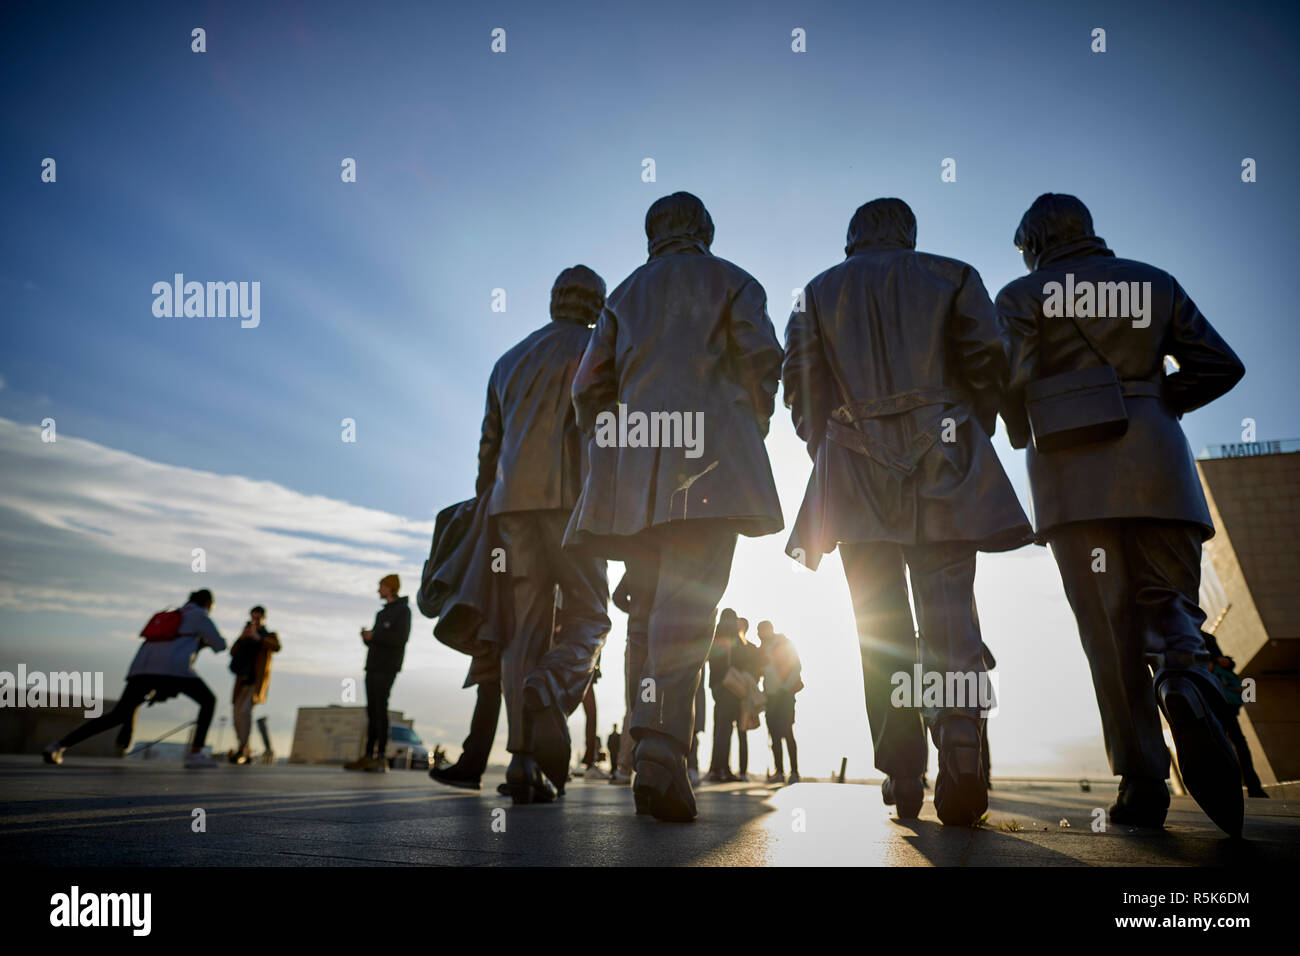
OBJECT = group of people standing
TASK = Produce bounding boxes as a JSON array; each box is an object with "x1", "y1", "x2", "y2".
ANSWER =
[
  {"x1": 428, "y1": 188, "x2": 1248, "y2": 838},
  {"x1": 43, "y1": 589, "x2": 282, "y2": 768},
  {"x1": 704, "y1": 613, "x2": 802, "y2": 784}
]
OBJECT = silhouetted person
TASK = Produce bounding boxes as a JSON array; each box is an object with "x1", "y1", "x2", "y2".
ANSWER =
[
  {"x1": 1203, "y1": 633, "x2": 1267, "y2": 798},
  {"x1": 478, "y1": 265, "x2": 612, "y2": 803},
  {"x1": 997, "y1": 193, "x2": 1246, "y2": 836},
  {"x1": 732, "y1": 617, "x2": 761, "y2": 780},
  {"x1": 228, "y1": 604, "x2": 280, "y2": 764},
  {"x1": 784, "y1": 198, "x2": 1031, "y2": 825},
  {"x1": 607, "y1": 724, "x2": 622, "y2": 778},
  {"x1": 346, "y1": 574, "x2": 410, "y2": 772},
  {"x1": 45, "y1": 589, "x2": 227, "y2": 768},
  {"x1": 567, "y1": 192, "x2": 784, "y2": 821},
  {"x1": 758, "y1": 621, "x2": 801, "y2": 783},
  {"x1": 429, "y1": 677, "x2": 501, "y2": 790},
  {"x1": 706, "y1": 609, "x2": 743, "y2": 782}
]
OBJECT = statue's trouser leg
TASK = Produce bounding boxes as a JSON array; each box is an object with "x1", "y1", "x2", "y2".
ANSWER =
[
  {"x1": 618, "y1": 561, "x2": 652, "y2": 775},
  {"x1": 529, "y1": 511, "x2": 610, "y2": 716},
  {"x1": 497, "y1": 512, "x2": 557, "y2": 754},
  {"x1": 840, "y1": 541, "x2": 927, "y2": 779},
  {"x1": 904, "y1": 542, "x2": 986, "y2": 736},
  {"x1": 498, "y1": 511, "x2": 611, "y2": 753},
  {"x1": 1048, "y1": 519, "x2": 1171, "y2": 780},
  {"x1": 1125, "y1": 520, "x2": 1221, "y2": 697},
  {"x1": 630, "y1": 522, "x2": 738, "y2": 751},
  {"x1": 689, "y1": 679, "x2": 707, "y2": 772},
  {"x1": 582, "y1": 686, "x2": 599, "y2": 764}
]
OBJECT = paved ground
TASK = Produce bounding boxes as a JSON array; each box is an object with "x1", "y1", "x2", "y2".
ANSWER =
[{"x1": 1, "y1": 757, "x2": 1293, "y2": 866}]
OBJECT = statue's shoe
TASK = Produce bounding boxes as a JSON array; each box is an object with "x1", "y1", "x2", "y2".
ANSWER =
[
  {"x1": 523, "y1": 678, "x2": 572, "y2": 794},
  {"x1": 1108, "y1": 776, "x2": 1169, "y2": 828},
  {"x1": 633, "y1": 733, "x2": 697, "y2": 823},
  {"x1": 1156, "y1": 676, "x2": 1243, "y2": 837},
  {"x1": 505, "y1": 754, "x2": 556, "y2": 805},
  {"x1": 933, "y1": 717, "x2": 987, "y2": 826},
  {"x1": 882, "y1": 775, "x2": 924, "y2": 819}
]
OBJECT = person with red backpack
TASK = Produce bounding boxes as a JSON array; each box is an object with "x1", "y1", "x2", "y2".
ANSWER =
[{"x1": 43, "y1": 589, "x2": 228, "y2": 768}]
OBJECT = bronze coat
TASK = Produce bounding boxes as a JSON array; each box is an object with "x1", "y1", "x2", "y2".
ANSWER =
[
  {"x1": 476, "y1": 318, "x2": 593, "y2": 516},
  {"x1": 565, "y1": 197, "x2": 784, "y2": 558},
  {"x1": 782, "y1": 199, "x2": 1032, "y2": 569},
  {"x1": 996, "y1": 235, "x2": 1245, "y2": 537}
]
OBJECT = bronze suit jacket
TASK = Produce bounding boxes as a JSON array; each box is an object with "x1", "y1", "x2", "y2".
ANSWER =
[{"x1": 996, "y1": 235, "x2": 1244, "y2": 537}]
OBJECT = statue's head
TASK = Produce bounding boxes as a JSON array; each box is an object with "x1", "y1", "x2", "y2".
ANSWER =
[
  {"x1": 550, "y1": 264, "x2": 606, "y2": 326},
  {"x1": 645, "y1": 191, "x2": 714, "y2": 257},
  {"x1": 1014, "y1": 194, "x2": 1094, "y2": 271},
  {"x1": 845, "y1": 198, "x2": 917, "y2": 256}
]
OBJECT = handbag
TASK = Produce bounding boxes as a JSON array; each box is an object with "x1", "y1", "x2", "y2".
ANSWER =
[
  {"x1": 722, "y1": 666, "x2": 748, "y2": 699},
  {"x1": 1024, "y1": 312, "x2": 1128, "y2": 453}
]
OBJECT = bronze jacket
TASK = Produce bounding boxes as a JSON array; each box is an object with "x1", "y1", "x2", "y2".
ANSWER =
[
  {"x1": 476, "y1": 318, "x2": 593, "y2": 516},
  {"x1": 783, "y1": 200, "x2": 1031, "y2": 569},
  {"x1": 565, "y1": 203, "x2": 784, "y2": 558},
  {"x1": 421, "y1": 495, "x2": 503, "y2": 688},
  {"x1": 996, "y1": 235, "x2": 1245, "y2": 537}
]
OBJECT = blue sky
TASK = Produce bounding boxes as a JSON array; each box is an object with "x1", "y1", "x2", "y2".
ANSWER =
[{"x1": 1, "y1": 0, "x2": 1296, "y2": 775}]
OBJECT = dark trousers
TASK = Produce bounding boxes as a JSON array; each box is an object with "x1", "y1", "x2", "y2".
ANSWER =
[
  {"x1": 365, "y1": 669, "x2": 397, "y2": 758},
  {"x1": 458, "y1": 680, "x2": 501, "y2": 777},
  {"x1": 766, "y1": 692, "x2": 797, "y2": 774},
  {"x1": 1223, "y1": 715, "x2": 1264, "y2": 792},
  {"x1": 710, "y1": 692, "x2": 740, "y2": 773},
  {"x1": 497, "y1": 510, "x2": 610, "y2": 754},
  {"x1": 618, "y1": 560, "x2": 653, "y2": 774},
  {"x1": 628, "y1": 522, "x2": 738, "y2": 750},
  {"x1": 839, "y1": 540, "x2": 985, "y2": 779},
  {"x1": 1048, "y1": 518, "x2": 1219, "y2": 780},
  {"x1": 61, "y1": 675, "x2": 215, "y2": 751},
  {"x1": 770, "y1": 729, "x2": 798, "y2": 775}
]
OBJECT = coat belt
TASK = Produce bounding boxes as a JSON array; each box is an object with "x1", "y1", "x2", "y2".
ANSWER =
[
  {"x1": 825, "y1": 388, "x2": 968, "y2": 478},
  {"x1": 830, "y1": 387, "x2": 962, "y2": 424}
]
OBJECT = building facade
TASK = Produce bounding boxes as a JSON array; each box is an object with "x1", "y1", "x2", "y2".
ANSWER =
[{"x1": 1197, "y1": 440, "x2": 1300, "y2": 786}]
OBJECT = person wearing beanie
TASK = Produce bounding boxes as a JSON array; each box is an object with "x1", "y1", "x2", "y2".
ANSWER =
[
  {"x1": 473, "y1": 265, "x2": 612, "y2": 804},
  {"x1": 567, "y1": 192, "x2": 784, "y2": 822},
  {"x1": 346, "y1": 574, "x2": 411, "y2": 771}
]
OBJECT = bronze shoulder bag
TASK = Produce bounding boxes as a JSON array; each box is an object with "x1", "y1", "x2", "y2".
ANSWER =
[{"x1": 1024, "y1": 312, "x2": 1128, "y2": 453}]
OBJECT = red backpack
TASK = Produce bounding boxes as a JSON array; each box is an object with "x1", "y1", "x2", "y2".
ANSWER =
[{"x1": 140, "y1": 608, "x2": 184, "y2": 642}]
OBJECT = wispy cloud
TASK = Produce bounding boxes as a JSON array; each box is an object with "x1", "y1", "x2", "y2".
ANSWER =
[
  {"x1": 0, "y1": 417, "x2": 492, "y2": 753},
  {"x1": 0, "y1": 417, "x2": 433, "y2": 668}
]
